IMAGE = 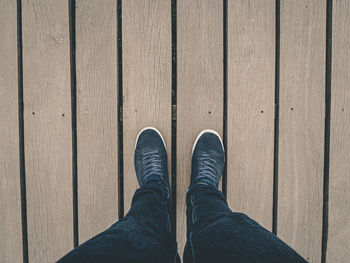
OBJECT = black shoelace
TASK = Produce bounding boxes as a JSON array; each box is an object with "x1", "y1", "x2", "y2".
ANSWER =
[
  {"x1": 196, "y1": 153, "x2": 217, "y2": 186},
  {"x1": 142, "y1": 150, "x2": 163, "y2": 182}
]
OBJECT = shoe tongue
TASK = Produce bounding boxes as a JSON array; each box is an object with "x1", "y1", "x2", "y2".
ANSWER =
[
  {"x1": 196, "y1": 176, "x2": 217, "y2": 188},
  {"x1": 144, "y1": 176, "x2": 157, "y2": 185},
  {"x1": 190, "y1": 177, "x2": 217, "y2": 189},
  {"x1": 144, "y1": 175, "x2": 169, "y2": 188}
]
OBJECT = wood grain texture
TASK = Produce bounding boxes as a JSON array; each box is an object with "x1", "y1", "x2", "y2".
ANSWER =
[
  {"x1": 278, "y1": 1, "x2": 326, "y2": 262},
  {"x1": 0, "y1": 1, "x2": 23, "y2": 262},
  {"x1": 177, "y1": 0, "x2": 223, "y2": 255},
  {"x1": 327, "y1": 1, "x2": 350, "y2": 262},
  {"x1": 226, "y1": 0, "x2": 275, "y2": 230},
  {"x1": 76, "y1": 0, "x2": 118, "y2": 244},
  {"x1": 22, "y1": 0, "x2": 73, "y2": 261},
  {"x1": 122, "y1": 0, "x2": 171, "y2": 210}
]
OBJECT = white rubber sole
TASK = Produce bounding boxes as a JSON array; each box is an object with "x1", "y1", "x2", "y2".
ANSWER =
[
  {"x1": 134, "y1": 127, "x2": 167, "y2": 150},
  {"x1": 191, "y1": 129, "x2": 224, "y2": 155}
]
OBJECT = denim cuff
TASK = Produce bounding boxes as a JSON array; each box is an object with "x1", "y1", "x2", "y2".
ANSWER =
[
  {"x1": 187, "y1": 183, "x2": 226, "y2": 203},
  {"x1": 187, "y1": 182, "x2": 216, "y2": 193},
  {"x1": 132, "y1": 181, "x2": 170, "y2": 203}
]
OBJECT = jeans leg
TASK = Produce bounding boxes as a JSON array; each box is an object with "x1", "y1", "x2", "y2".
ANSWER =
[
  {"x1": 183, "y1": 184, "x2": 307, "y2": 263},
  {"x1": 57, "y1": 181, "x2": 180, "y2": 263}
]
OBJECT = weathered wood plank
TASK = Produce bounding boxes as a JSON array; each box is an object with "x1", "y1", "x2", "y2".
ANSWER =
[
  {"x1": 177, "y1": 0, "x2": 223, "y2": 255},
  {"x1": 122, "y1": 0, "x2": 171, "y2": 210},
  {"x1": 76, "y1": 0, "x2": 118, "y2": 244},
  {"x1": 278, "y1": 1, "x2": 326, "y2": 262},
  {"x1": 226, "y1": 0, "x2": 275, "y2": 231},
  {"x1": 22, "y1": 0, "x2": 73, "y2": 261},
  {"x1": 0, "y1": 1, "x2": 23, "y2": 262},
  {"x1": 327, "y1": 1, "x2": 350, "y2": 262}
]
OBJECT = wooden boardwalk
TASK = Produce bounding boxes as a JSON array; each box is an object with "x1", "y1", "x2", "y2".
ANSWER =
[{"x1": 0, "y1": 0, "x2": 349, "y2": 262}]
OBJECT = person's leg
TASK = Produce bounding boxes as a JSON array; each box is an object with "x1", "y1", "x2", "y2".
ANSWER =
[
  {"x1": 58, "y1": 128, "x2": 180, "y2": 263},
  {"x1": 183, "y1": 130, "x2": 307, "y2": 263},
  {"x1": 183, "y1": 184, "x2": 307, "y2": 263},
  {"x1": 58, "y1": 182, "x2": 179, "y2": 263}
]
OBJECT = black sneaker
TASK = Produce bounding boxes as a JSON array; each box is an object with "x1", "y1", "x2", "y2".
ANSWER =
[
  {"x1": 134, "y1": 127, "x2": 169, "y2": 188},
  {"x1": 190, "y1": 129, "x2": 225, "y2": 188}
]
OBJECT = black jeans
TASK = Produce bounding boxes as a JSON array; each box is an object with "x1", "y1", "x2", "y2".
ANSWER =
[{"x1": 58, "y1": 181, "x2": 307, "y2": 263}]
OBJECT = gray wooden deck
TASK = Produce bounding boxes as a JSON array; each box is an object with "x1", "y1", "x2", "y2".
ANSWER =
[{"x1": 1, "y1": 0, "x2": 349, "y2": 262}]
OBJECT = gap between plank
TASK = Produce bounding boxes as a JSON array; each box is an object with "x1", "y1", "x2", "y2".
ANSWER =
[
  {"x1": 322, "y1": 0, "x2": 333, "y2": 262},
  {"x1": 17, "y1": 0, "x2": 29, "y2": 261},
  {"x1": 272, "y1": 0, "x2": 281, "y2": 235},
  {"x1": 68, "y1": 0, "x2": 78, "y2": 247},
  {"x1": 171, "y1": 0, "x2": 177, "y2": 238},
  {"x1": 117, "y1": 0, "x2": 124, "y2": 220},
  {"x1": 222, "y1": 0, "x2": 228, "y2": 198}
]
